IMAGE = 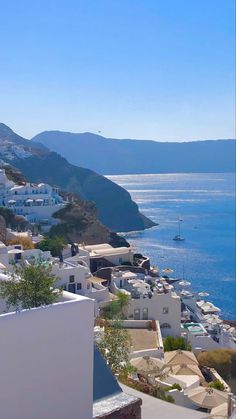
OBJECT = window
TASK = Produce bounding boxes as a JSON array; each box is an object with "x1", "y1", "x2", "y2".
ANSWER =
[
  {"x1": 119, "y1": 257, "x2": 123, "y2": 264},
  {"x1": 77, "y1": 283, "x2": 82, "y2": 290},
  {"x1": 143, "y1": 308, "x2": 148, "y2": 320},
  {"x1": 68, "y1": 283, "x2": 75, "y2": 293},
  {"x1": 134, "y1": 308, "x2": 140, "y2": 320},
  {"x1": 161, "y1": 323, "x2": 171, "y2": 328},
  {"x1": 163, "y1": 307, "x2": 169, "y2": 314},
  {"x1": 69, "y1": 275, "x2": 75, "y2": 283}
]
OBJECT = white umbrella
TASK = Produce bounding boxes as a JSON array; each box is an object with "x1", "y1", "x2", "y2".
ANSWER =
[
  {"x1": 133, "y1": 280, "x2": 149, "y2": 289},
  {"x1": 206, "y1": 316, "x2": 223, "y2": 325}
]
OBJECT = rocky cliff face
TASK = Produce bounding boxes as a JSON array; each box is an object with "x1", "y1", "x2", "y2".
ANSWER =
[
  {"x1": 50, "y1": 199, "x2": 129, "y2": 247},
  {"x1": 0, "y1": 123, "x2": 156, "y2": 232}
]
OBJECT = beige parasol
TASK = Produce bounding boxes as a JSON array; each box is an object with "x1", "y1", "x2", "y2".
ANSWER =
[
  {"x1": 210, "y1": 402, "x2": 228, "y2": 418},
  {"x1": 163, "y1": 363, "x2": 203, "y2": 378},
  {"x1": 130, "y1": 356, "x2": 165, "y2": 375},
  {"x1": 187, "y1": 387, "x2": 228, "y2": 410},
  {"x1": 164, "y1": 349, "x2": 198, "y2": 366}
]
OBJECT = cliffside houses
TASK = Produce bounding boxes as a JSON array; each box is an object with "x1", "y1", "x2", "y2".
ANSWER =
[
  {"x1": 0, "y1": 168, "x2": 65, "y2": 226},
  {"x1": 110, "y1": 269, "x2": 181, "y2": 337},
  {"x1": 0, "y1": 238, "x2": 235, "y2": 354},
  {"x1": 0, "y1": 239, "x2": 236, "y2": 418},
  {"x1": 58, "y1": 242, "x2": 236, "y2": 352}
]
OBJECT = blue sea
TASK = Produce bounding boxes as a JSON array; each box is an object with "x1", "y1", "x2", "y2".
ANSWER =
[{"x1": 108, "y1": 173, "x2": 236, "y2": 320}]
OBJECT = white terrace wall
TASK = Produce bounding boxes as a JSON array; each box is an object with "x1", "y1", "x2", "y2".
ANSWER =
[
  {"x1": 130, "y1": 347, "x2": 163, "y2": 359},
  {"x1": 0, "y1": 295, "x2": 94, "y2": 419}
]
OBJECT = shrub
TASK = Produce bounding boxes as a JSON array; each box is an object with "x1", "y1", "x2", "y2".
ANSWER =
[
  {"x1": 118, "y1": 376, "x2": 175, "y2": 403},
  {"x1": 7, "y1": 237, "x2": 34, "y2": 250},
  {"x1": 98, "y1": 319, "x2": 131, "y2": 375},
  {"x1": 197, "y1": 349, "x2": 236, "y2": 380},
  {"x1": 169, "y1": 383, "x2": 182, "y2": 391},
  {"x1": 164, "y1": 336, "x2": 191, "y2": 351},
  {"x1": 37, "y1": 236, "x2": 66, "y2": 257},
  {"x1": 210, "y1": 379, "x2": 225, "y2": 391}
]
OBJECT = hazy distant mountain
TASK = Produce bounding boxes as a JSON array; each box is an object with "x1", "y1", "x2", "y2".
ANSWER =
[
  {"x1": 32, "y1": 131, "x2": 236, "y2": 175},
  {"x1": 0, "y1": 124, "x2": 155, "y2": 232}
]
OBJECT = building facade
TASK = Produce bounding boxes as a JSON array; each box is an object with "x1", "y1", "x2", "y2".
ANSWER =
[{"x1": 0, "y1": 168, "x2": 65, "y2": 225}]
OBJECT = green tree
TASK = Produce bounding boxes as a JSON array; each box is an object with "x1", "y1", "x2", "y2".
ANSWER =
[
  {"x1": 37, "y1": 236, "x2": 66, "y2": 257},
  {"x1": 0, "y1": 261, "x2": 61, "y2": 310},
  {"x1": 116, "y1": 291, "x2": 130, "y2": 318},
  {"x1": 164, "y1": 336, "x2": 191, "y2": 352},
  {"x1": 98, "y1": 319, "x2": 132, "y2": 375},
  {"x1": 101, "y1": 291, "x2": 130, "y2": 320},
  {"x1": 101, "y1": 300, "x2": 121, "y2": 319}
]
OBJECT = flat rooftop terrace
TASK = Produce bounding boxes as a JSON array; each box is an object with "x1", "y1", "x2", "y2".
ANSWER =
[{"x1": 127, "y1": 328, "x2": 158, "y2": 351}]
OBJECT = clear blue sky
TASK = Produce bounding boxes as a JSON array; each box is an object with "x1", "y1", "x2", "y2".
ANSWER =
[{"x1": 0, "y1": 0, "x2": 235, "y2": 141}]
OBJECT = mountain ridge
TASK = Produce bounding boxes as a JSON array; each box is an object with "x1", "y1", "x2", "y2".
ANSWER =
[
  {"x1": 32, "y1": 130, "x2": 236, "y2": 175},
  {"x1": 0, "y1": 123, "x2": 155, "y2": 232}
]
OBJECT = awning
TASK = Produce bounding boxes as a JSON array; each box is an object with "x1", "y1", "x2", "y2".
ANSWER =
[
  {"x1": 26, "y1": 199, "x2": 33, "y2": 203},
  {"x1": 90, "y1": 276, "x2": 107, "y2": 284},
  {"x1": 8, "y1": 200, "x2": 16, "y2": 204},
  {"x1": 36, "y1": 198, "x2": 44, "y2": 202}
]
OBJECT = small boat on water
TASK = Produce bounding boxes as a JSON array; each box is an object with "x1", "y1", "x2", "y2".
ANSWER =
[
  {"x1": 173, "y1": 218, "x2": 185, "y2": 241},
  {"x1": 173, "y1": 234, "x2": 185, "y2": 241}
]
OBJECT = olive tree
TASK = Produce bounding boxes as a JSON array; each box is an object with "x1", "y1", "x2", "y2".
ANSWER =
[
  {"x1": 98, "y1": 319, "x2": 132, "y2": 375},
  {"x1": 0, "y1": 261, "x2": 61, "y2": 311}
]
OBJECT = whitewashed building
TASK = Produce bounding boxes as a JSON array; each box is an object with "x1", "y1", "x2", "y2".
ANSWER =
[
  {"x1": 0, "y1": 168, "x2": 65, "y2": 225},
  {"x1": 82, "y1": 243, "x2": 134, "y2": 272},
  {"x1": 110, "y1": 270, "x2": 181, "y2": 337}
]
